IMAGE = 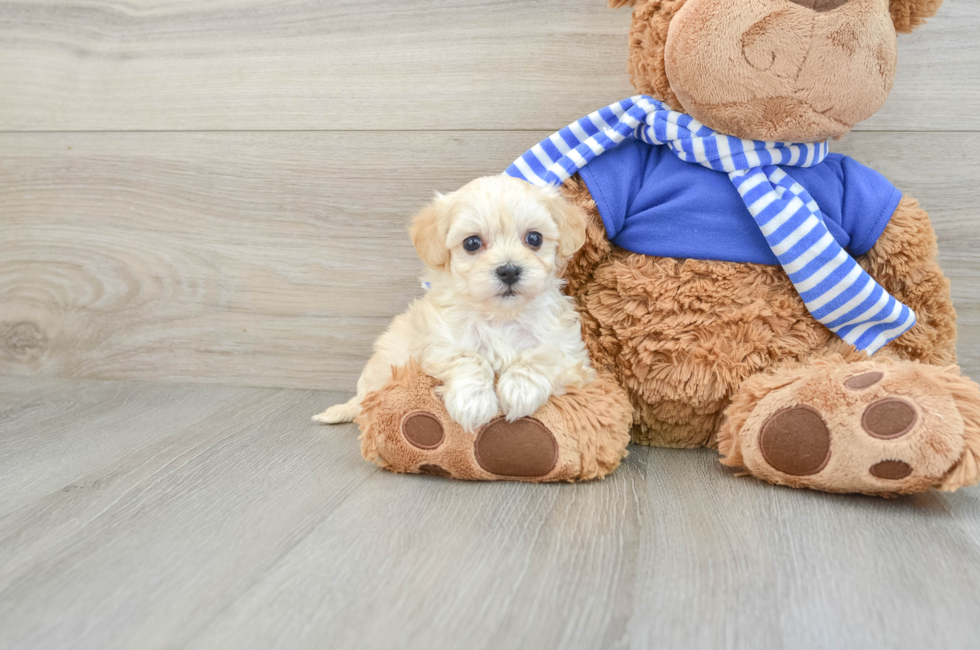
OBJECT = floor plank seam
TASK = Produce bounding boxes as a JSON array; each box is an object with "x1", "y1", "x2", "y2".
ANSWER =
[
  {"x1": 178, "y1": 465, "x2": 381, "y2": 649},
  {"x1": 0, "y1": 389, "x2": 289, "y2": 558}
]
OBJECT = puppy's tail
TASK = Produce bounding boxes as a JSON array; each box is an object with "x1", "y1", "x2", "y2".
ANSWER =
[{"x1": 312, "y1": 396, "x2": 359, "y2": 424}]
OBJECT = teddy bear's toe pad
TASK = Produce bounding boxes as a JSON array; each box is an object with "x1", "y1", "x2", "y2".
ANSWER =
[
  {"x1": 869, "y1": 460, "x2": 913, "y2": 480},
  {"x1": 475, "y1": 417, "x2": 558, "y2": 477},
  {"x1": 760, "y1": 406, "x2": 831, "y2": 476},
  {"x1": 418, "y1": 463, "x2": 452, "y2": 478},
  {"x1": 862, "y1": 398, "x2": 917, "y2": 439},
  {"x1": 844, "y1": 371, "x2": 883, "y2": 390},
  {"x1": 401, "y1": 411, "x2": 445, "y2": 449}
]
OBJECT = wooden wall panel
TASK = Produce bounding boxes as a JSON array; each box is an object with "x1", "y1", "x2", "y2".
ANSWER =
[
  {"x1": 0, "y1": 0, "x2": 975, "y2": 132},
  {"x1": 2, "y1": 131, "x2": 978, "y2": 389},
  {"x1": 0, "y1": 131, "x2": 537, "y2": 388}
]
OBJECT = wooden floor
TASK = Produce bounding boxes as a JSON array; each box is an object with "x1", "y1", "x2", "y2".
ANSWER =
[{"x1": 1, "y1": 375, "x2": 979, "y2": 650}]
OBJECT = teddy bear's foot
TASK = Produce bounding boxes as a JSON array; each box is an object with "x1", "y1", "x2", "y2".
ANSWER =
[
  {"x1": 718, "y1": 357, "x2": 980, "y2": 495},
  {"x1": 400, "y1": 412, "x2": 561, "y2": 479},
  {"x1": 354, "y1": 361, "x2": 632, "y2": 482}
]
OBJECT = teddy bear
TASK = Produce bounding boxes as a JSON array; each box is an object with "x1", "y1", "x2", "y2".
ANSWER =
[{"x1": 350, "y1": 0, "x2": 980, "y2": 496}]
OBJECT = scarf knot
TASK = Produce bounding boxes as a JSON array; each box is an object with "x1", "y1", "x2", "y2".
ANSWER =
[{"x1": 505, "y1": 95, "x2": 914, "y2": 355}]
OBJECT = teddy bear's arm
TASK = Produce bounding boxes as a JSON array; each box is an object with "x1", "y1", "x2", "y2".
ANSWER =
[
  {"x1": 859, "y1": 194, "x2": 958, "y2": 364},
  {"x1": 560, "y1": 174, "x2": 611, "y2": 298}
]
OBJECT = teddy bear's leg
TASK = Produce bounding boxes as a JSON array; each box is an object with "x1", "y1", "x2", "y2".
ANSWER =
[
  {"x1": 717, "y1": 355, "x2": 980, "y2": 494},
  {"x1": 354, "y1": 361, "x2": 632, "y2": 482},
  {"x1": 718, "y1": 195, "x2": 979, "y2": 494}
]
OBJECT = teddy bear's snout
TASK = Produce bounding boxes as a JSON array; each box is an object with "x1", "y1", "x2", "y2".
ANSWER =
[{"x1": 741, "y1": 11, "x2": 813, "y2": 74}]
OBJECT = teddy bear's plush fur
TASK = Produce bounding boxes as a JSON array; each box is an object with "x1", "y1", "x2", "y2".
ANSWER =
[{"x1": 352, "y1": 0, "x2": 980, "y2": 495}]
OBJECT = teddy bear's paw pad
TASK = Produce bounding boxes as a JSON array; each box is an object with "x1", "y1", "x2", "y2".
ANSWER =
[
  {"x1": 401, "y1": 411, "x2": 445, "y2": 449},
  {"x1": 760, "y1": 406, "x2": 831, "y2": 476},
  {"x1": 844, "y1": 371, "x2": 884, "y2": 390},
  {"x1": 869, "y1": 460, "x2": 913, "y2": 480},
  {"x1": 862, "y1": 398, "x2": 917, "y2": 439},
  {"x1": 418, "y1": 463, "x2": 452, "y2": 478},
  {"x1": 474, "y1": 417, "x2": 558, "y2": 477}
]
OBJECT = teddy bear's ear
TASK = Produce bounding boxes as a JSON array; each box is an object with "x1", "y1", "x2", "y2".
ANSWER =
[
  {"x1": 607, "y1": 0, "x2": 642, "y2": 8},
  {"x1": 890, "y1": 0, "x2": 944, "y2": 33}
]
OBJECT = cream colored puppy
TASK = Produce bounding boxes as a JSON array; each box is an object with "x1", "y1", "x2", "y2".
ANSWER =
[{"x1": 313, "y1": 175, "x2": 595, "y2": 432}]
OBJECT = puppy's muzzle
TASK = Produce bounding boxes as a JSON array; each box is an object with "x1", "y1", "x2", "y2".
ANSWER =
[{"x1": 495, "y1": 263, "x2": 522, "y2": 287}]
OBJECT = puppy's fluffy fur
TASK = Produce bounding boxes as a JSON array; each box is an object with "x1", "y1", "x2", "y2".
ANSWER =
[{"x1": 313, "y1": 175, "x2": 595, "y2": 432}]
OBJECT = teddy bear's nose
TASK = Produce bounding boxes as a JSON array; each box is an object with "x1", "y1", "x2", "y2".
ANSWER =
[{"x1": 787, "y1": 0, "x2": 851, "y2": 11}]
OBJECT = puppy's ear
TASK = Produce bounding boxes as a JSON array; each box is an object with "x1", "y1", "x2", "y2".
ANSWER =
[
  {"x1": 548, "y1": 190, "x2": 588, "y2": 259},
  {"x1": 408, "y1": 193, "x2": 451, "y2": 270}
]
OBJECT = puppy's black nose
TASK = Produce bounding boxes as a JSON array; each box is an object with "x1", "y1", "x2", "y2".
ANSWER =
[{"x1": 496, "y1": 263, "x2": 522, "y2": 286}]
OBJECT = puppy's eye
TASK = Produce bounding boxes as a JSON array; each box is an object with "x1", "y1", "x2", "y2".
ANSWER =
[
  {"x1": 463, "y1": 236, "x2": 482, "y2": 253},
  {"x1": 525, "y1": 231, "x2": 543, "y2": 249}
]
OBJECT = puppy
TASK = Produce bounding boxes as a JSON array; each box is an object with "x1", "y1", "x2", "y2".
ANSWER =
[{"x1": 313, "y1": 175, "x2": 595, "y2": 432}]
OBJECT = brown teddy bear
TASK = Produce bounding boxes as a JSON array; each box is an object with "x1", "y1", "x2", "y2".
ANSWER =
[{"x1": 352, "y1": 0, "x2": 980, "y2": 495}]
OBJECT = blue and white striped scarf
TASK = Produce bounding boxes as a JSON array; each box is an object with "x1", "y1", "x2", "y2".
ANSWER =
[{"x1": 504, "y1": 95, "x2": 915, "y2": 355}]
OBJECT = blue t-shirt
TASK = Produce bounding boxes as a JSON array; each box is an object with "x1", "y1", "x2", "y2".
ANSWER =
[{"x1": 577, "y1": 138, "x2": 902, "y2": 265}]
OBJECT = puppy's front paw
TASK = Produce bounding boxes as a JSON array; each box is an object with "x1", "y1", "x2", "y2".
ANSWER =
[
  {"x1": 497, "y1": 368, "x2": 552, "y2": 422},
  {"x1": 444, "y1": 383, "x2": 499, "y2": 433}
]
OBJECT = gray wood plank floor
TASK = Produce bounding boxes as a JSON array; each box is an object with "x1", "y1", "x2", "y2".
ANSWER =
[{"x1": 2, "y1": 376, "x2": 979, "y2": 650}]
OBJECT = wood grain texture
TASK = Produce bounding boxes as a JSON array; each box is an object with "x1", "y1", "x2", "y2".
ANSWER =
[
  {"x1": 2, "y1": 131, "x2": 978, "y2": 389},
  {"x1": 0, "y1": 0, "x2": 976, "y2": 132},
  {"x1": 0, "y1": 130, "x2": 530, "y2": 388},
  {"x1": 1, "y1": 377, "x2": 979, "y2": 650},
  {"x1": 0, "y1": 0, "x2": 633, "y2": 132},
  {"x1": 0, "y1": 377, "x2": 374, "y2": 650},
  {"x1": 0, "y1": 377, "x2": 271, "y2": 518}
]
